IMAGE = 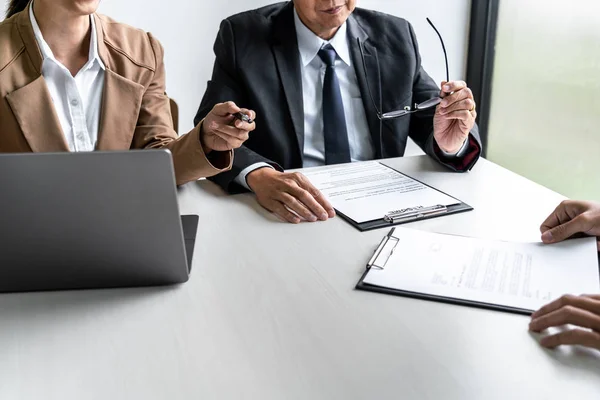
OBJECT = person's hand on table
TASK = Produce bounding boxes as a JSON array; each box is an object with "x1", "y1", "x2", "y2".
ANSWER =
[
  {"x1": 246, "y1": 168, "x2": 336, "y2": 224},
  {"x1": 201, "y1": 101, "x2": 255, "y2": 153},
  {"x1": 433, "y1": 80, "x2": 477, "y2": 154},
  {"x1": 529, "y1": 201, "x2": 600, "y2": 350},
  {"x1": 540, "y1": 200, "x2": 600, "y2": 251},
  {"x1": 529, "y1": 294, "x2": 600, "y2": 350}
]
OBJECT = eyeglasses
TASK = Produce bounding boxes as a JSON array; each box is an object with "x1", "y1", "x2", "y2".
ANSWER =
[{"x1": 359, "y1": 18, "x2": 449, "y2": 120}]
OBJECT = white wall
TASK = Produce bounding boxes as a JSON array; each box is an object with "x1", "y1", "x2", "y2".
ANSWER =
[
  {"x1": 98, "y1": 0, "x2": 472, "y2": 133},
  {"x1": 2, "y1": 1, "x2": 472, "y2": 134}
]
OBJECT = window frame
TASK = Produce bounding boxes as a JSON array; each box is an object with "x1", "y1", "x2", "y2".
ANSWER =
[{"x1": 466, "y1": 0, "x2": 500, "y2": 156}]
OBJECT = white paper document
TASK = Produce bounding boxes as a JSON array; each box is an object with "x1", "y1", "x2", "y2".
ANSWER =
[
  {"x1": 302, "y1": 162, "x2": 459, "y2": 223},
  {"x1": 362, "y1": 229, "x2": 600, "y2": 311}
]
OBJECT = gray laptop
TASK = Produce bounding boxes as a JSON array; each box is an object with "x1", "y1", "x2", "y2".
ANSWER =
[{"x1": 0, "y1": 150, "x2": 198, "y2": 293}]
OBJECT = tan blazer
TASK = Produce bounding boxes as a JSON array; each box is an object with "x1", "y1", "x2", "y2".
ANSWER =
[{"x1": 0, "y1": 5, "x2": 232, "y2": 185}]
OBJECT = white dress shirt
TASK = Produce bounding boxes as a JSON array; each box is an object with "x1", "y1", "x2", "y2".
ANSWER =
[
  {"x1": 294, "y1": 9, "x2": 375, "y2": 167},
  {"x1": 235, "y1": 8, "x2": 466, "y2": 190},
  {"x1": 30, "y1": 4, "x2": 105, "y2": 152}
]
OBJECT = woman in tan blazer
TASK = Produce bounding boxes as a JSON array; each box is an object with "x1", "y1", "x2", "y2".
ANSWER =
[{"x1": 1, "y1": 0, "x2": 256, "y2": 185}]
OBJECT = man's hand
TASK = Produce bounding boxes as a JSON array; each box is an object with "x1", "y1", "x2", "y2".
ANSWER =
[
  {"x1": 530, "y1": 294, "x2": 600, "y2": 350},
  {"x1": 540, "y1": 200, "x2": 600, "y2": 251},
  {"x1": 246, "y1": 168, "x2": 336, "y2": 224},
  {"x1": 433, "y1": 81, "x2": 477, "y2": 154},
  {"x1": 201, "y1": 101, "x2": 255, "y2": 153}
]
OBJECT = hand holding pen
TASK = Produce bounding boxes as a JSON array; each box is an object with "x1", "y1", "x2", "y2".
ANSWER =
[{"x1": 201, "y1": 101, "x2": 256, "y2": 152}]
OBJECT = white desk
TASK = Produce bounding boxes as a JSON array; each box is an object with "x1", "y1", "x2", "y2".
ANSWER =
[{"x1": 0, "y1": 156, "x2": 598, "y2": 400}]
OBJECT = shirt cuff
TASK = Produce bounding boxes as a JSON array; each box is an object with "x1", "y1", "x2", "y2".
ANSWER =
[
  {"x1": 234, "y1": 162, "x2": 274, "y2": 191},
  {"x1": 438, "y1": 137, "x2": 469, "y2": 158}
]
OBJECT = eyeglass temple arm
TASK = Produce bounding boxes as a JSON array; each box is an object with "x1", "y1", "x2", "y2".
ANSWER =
[{"x1": 426, "y1": 18, "x2": 449, "y2": 84}]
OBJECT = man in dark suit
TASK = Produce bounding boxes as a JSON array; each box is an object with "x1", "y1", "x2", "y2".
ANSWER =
[{"x1": 196, "y1": 0, "x2": 481, "y2": 224}]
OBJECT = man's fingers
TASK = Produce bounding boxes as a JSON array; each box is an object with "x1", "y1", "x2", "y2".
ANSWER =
[
  {"x1": 294, "y1": 173, "x2": 336, "y2": 218},
  {"x1": 541, "y1": 215, "x2": 588, "y2": 244},
  {"x1": 437, "y1": 110, "x2": 472, "y2": 122},
  {"x1": 278, "y1": 193, "x2": 319, "y2": 222},
  {"x1": 441, "y1": 80, "x2": 468, "y2": 96},
  {"x1": 439, "y1": 88, "x2": 471, "y2": 107},
  {"x1": 212, "y1": 101, "x2": 241, "y2": 117},
  {"x1": 311, "y1": 189, "x2": 336, "y2": 218},
  {"x1": 531, "y1": 294, "x2": 600, "y2": 319},
  {"x1": 540, "y1": 329, "x2": 600, "y2": 350},
  {"x1": 286, "y1": 173, "x2": 330, "y2": 220},
  {"x1": 285, "y1": 185, "x2": 328, "y2": 221},
  {"x1": 262, "y1": 199, "x2": 301, "y2": 224},
  {"x1": 271, "y1": 202, "x2": 301, "y2": 224},
  {"x1": 438, "y1": 99, "x2": 475, "y2": 115},
  {"x1": 529, "y1": 305, "x2": 600, "y2": 333}
]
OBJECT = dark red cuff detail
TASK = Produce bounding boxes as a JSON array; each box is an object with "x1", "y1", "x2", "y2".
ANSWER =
[{"x1": 433, "y1": 136, "x2": 481, "y2": 172}]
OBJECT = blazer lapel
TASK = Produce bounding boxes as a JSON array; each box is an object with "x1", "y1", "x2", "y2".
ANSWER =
[
  {"x1": 271, "y1": 3, "x2": 305, "y2": 158},
  {"x1": 347, "y1": 16, "x2": 383, "y2": 159},
  {"x1": 94, "y1": 16, "x2": 145, "y2": 150},
  {"x1": 6, "y1": 3, "x2": 68, "y2": 152},
  {"x1": 96, "y1": 70, "x2": 145, "y2": 150},
  {"x1": 6, "y1": 76, "x2": 69, "y2": 152}
]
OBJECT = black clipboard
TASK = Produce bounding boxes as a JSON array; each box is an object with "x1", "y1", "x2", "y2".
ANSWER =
[
  {"x1": 336, "y1": 163, "x2": 473, "y2": 232},
  {"x1": 355, "y1": 228, "x2": 534, "y2": 316}
]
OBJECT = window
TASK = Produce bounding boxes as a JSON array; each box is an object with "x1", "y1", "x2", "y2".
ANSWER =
[{"x1": 486, "y1": 0, "x2": 600, "y2": 201}]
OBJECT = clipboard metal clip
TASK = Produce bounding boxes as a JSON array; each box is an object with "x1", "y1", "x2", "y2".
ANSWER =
[
  {"x1": 366, "y1": 228, "x2": 399, "y2": 271},
  {"x1": 384, "y1": 204, "x2": 448, "y2": 224}
]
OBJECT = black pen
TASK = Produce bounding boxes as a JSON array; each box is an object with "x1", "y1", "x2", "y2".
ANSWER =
[{"x1": 232, "y1": 111, "x2": 253, "y2": 124}]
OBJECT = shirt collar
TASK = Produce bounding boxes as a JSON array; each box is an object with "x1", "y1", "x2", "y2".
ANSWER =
[
  {"x1": 293, "y1": 7, "x2": 351, "y2": 67},
  {"x1": 29, "y1": 2, "x2": 105, "y2": 72}
]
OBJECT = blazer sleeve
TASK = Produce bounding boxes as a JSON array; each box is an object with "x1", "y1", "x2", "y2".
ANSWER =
[
  {"x1": 131, "y1": 33, "x2": 233, "y2": 186},
  {"x1": 406, "y1": 23, "x2": 482, "y2": 172},
  {"x1": 195, "y1": 19, "x2": 281, "y2": 193}
]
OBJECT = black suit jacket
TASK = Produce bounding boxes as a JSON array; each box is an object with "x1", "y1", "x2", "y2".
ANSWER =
[{"x1": 196, "y1": 1, "x2": 481, "y2": 192}]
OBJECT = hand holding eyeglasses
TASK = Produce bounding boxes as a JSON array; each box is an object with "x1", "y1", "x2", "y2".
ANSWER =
[
  {"x1": 433, "y1": 80, "x2": 477, "y2": 154},
  {"x1": 359, "y1": 18, "x2": 477, "y2": 155}
]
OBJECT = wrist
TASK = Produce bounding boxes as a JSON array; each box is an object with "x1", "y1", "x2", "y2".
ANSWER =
[
  {"x1": 246, "y1": 166, "x2": 277, "y2": 190},
  {"x1": 440, "y1": 145, "x2": 461, "y2": 155},
  {"x1": 436, "y1": 138, "x2": 464, "y2": 155},
  {"x1": 199, "y1": 129, "x2": 213, "y2": 155}
]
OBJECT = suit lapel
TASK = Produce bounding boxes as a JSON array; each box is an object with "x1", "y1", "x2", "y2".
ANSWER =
[
  {"x1": 6, "y1": 76, "x2": 69, "y2": 152},
  {"x1": 96, "y1": 70, "x2": 145, "y2": 150},
  {"x1": 16, "y1": 2, "x2": 43, "y2": 75},
  {"x1": 7, "y1": 3, "x2": 68, "y2": 152},
  {"x1": 347, "y1": 16, "x2": 383, "y2": 159},
  {"x1": 94, "y1": 16, "x2": 145, "y2": 150},
  {"x1": 271, "y1": 3, "x2": 305, "y2": 158}
]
